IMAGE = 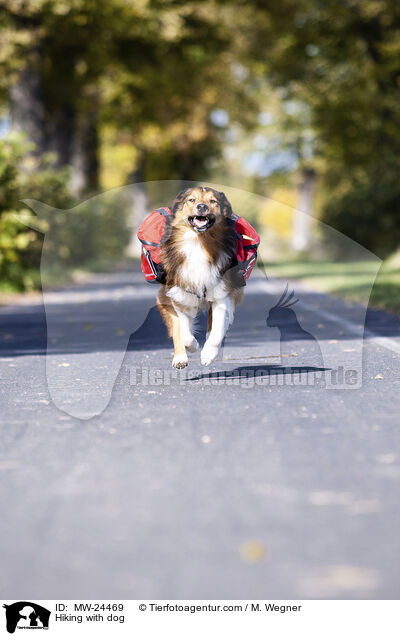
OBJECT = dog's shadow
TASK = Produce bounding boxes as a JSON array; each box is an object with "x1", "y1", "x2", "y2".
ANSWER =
[{"x1": 183, "y1": 363, "x2": 330, "y2": 382}]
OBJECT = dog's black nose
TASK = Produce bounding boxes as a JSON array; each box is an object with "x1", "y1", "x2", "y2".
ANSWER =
[{"x1": 196, "y1": 202, "x2": 208, "y2": 214}]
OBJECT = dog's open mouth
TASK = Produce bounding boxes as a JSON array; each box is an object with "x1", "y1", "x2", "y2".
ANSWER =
[{"x1": 188, "y1": 215, "x2": 215, "y2": 232}]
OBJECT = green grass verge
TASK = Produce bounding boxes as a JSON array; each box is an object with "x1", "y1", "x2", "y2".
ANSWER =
[{"x1": 265, "y1": 259, "x2": 400, "y2": 313}]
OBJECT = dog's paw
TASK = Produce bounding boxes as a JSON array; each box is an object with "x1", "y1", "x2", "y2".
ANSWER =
[
  {"x1": 172, "y1": 353, "x2": 188, "y2": 369},
  {"x1": 185, "y1": 337, "x2": 199, "y2": 353},
  {"x1": 200, "y1": 343, "x2": 219, "y2": 366}
]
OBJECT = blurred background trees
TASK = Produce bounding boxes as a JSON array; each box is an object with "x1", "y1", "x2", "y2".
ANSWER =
[{"x1": 1, "y1": 0, "x2": 400, "y2": 290}]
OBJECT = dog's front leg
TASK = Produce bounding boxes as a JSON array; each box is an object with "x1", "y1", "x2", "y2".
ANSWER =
[
  {"x1": 173, "y1": 304, "x2": 199, "y2": 354},
  {"x1": 201, "y1": 296, "x2": 232, "y2": 366},
  {"x1": 157, "y1": 292, "x2": 188, "y2": 369},
  {"x1": 169, "y1": 311, "x2": 189, "y2": 369}
]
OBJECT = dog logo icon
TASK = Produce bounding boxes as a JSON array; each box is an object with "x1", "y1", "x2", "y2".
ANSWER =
[{"x1": 2, "y1": 602, "x2": 50, "y2": 633}]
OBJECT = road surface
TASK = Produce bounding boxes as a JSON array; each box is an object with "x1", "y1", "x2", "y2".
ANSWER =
[{"x1": 0, "y1": 265, "x2": 399, "y2": 599}]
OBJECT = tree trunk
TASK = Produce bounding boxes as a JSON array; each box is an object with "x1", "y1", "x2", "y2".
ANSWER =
[
  {"x1": 11, "y1": 57, "x2": 99, "y2": 194},
  {"x1": 70, "y1": 109, "x2": 100, "y2": 195},
  {"x1": 10, "y1": 59, "x2": 45, "y2": 156},
  {"x1": 46, "y1": 104, "x2": 75, "y2": 166},
  {"x1": 127, "y1": 154, "x2": 148, "y2": 257},
  {"x1": 291, "y1": 168, "x2": 316, "y2": 252}
]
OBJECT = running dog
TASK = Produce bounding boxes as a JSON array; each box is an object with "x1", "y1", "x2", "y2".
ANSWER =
[{"x1": 157, "y1": 186, "x2": 244, "y2": 368}]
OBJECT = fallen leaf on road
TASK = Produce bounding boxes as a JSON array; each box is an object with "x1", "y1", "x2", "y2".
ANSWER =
[
  {"x1": 309, "y1": 491, "x2": 352, "y2": 506},
  {"x1": 116, "y1": 327, "x2": 125, "y2": 335},
  {"x1": 240, "y1": 541, "x2": 268, "y2": 564},
  {"x1": 301, "y1": 565, "x2": 378, "y2": 596},
  {"x1": 0, "y1": 461, "x2": 19, "y2": 470},
  {"x1": 221, "y1": 353, "x2": 297, "y2": 361},
  {"x1": 84, "y1": 323, "x2": 93, "y2": 330},
  {"x1": 58, "y1": 363, "x2": 70, "y2": 367},
  {"x1": 376, "y1": 454, "x2": 396, "y2": 464},
  {"x1": 374, "y1": 374, "x2": 383, "y2": 379},
  {"x1": 351, "y1": 499, "x2": 380, "y2": 515},
  {"x1": 329, "y1": 339, "x2": 338, "y2": 344}
]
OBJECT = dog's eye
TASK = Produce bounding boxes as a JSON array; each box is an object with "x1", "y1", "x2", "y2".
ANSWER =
[
  {"x1": 188, "y1": 198, "x2": 195, "y2": 203},
  {"x1": 210, "y1": 199, "x2": 217, "y2": 204}
]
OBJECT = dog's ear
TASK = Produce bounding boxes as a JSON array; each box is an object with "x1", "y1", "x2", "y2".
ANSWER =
[
  {"x1": 218, "y1": 191, "x2": 233, "y2": 217},
  {"x1": 171, "y1": 189, "x2": 189, "y2": 216}
]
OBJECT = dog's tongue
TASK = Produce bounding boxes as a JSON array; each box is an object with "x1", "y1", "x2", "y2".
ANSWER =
[{"x1": 194, "y1": 216, "x2": 207, "y2": 228}]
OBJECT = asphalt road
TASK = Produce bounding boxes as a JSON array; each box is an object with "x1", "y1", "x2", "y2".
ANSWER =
[{"x1": 0, "y1": 265, "x2": 399, "y2": 600}]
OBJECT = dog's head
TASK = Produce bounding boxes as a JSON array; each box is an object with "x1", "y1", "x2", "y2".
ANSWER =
[{"x1": 171, "y1": 186, "x2": 232, "y2": 233}]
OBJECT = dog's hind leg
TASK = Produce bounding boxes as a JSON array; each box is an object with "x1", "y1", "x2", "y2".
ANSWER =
[{"x1": 201, "y1": 296, "x2": 232, "y2": 366}]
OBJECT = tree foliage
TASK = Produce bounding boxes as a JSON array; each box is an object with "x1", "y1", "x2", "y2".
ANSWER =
[
  {"x1": 243, "y1": 0, "x2": 400, "y2": 254},
  {"x1": 0, "y1": 0, "x2": 260, "y2": 186},
  {"x1": 1, "y1": 0, "x2": 400, "y2": 294}
]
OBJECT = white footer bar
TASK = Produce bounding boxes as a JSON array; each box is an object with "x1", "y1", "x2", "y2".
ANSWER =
[{"x1": 1, "y1": 599, "x2": 399, "y2": 635}]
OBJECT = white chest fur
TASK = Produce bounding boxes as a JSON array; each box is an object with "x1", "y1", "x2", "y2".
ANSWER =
[{"x1": 178, "y1": 230, "x2": 228, "y2": 296}]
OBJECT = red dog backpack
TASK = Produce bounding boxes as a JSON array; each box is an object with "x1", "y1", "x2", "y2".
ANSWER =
[{"x1": 137, "y1": 207, "x2": 260, "y2": 284}]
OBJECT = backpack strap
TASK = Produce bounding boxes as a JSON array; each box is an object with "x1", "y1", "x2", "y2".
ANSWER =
[
  {"x1": 226, "y1": 215, "x2": 241, "y2": 239},
  {"x1": 228, "y1": 214, "x2": 260, "y2": 248},
  {"x1": 241, "y1": 240, "x2": 260, "y2": 249},
  {"x1": 139, "y1": 239, "x2": 161, "y2": 246}
]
